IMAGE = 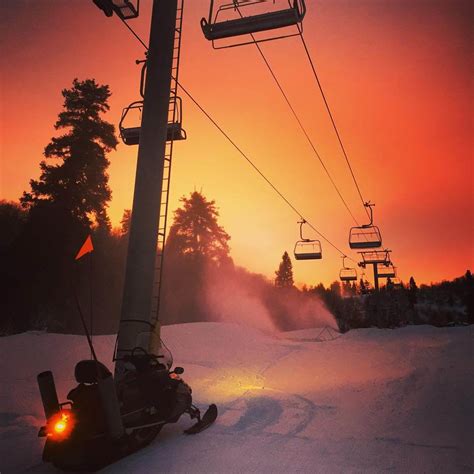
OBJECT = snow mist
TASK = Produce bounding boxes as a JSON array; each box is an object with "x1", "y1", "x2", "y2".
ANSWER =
[{"x1": 204, "y1": 265, "x2": 338, "y2": 332}]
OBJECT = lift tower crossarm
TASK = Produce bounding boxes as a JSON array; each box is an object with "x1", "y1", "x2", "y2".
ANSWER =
[{"x1": 115, "y1": 0, "x2": 178, "y2": 379}]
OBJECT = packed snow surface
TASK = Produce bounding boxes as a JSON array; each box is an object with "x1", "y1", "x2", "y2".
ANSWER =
[{"x1": 1, "y1": 323, "x2": 473, "y2": 473}]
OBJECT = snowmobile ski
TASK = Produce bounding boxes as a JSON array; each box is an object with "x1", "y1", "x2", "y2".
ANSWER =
[{"x1": 184, "y1": 404, "x2": 218, "y2": 434}]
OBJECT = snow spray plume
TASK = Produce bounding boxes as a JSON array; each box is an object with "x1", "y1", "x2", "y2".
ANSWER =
[
  {"x1": 204, "y1": 265, "x2": 275, "y2": 331},
  {"x1": 204, "y1": 264, "x2": 338, "y2": 332}
]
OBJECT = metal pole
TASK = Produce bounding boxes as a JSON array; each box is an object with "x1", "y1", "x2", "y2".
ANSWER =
[
  {"x1": 373, "y1": 263, "x2": 379, "y2": 291},
  {"x1": 115, "y1": 0, "x2": 178, "y2": 379}
]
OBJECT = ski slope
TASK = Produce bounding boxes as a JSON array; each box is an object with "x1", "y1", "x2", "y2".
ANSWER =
[{"x1": 1, "y1": 323, "x2": 473, "y2": 473}]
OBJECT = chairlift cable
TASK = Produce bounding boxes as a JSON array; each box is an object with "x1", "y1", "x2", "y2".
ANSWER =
[
  {"x1": 116, "y1": 14, "x2": 149, "y2": 50},
  {"x1": 237, "y1": 12, "x2": 360, "y2": 226},
  {"x1": 177, "y1": 81, "x2": 355, "y2": 262},
  {"x1": 299, "y1": 33, "x2": 370, "y2": 220}
]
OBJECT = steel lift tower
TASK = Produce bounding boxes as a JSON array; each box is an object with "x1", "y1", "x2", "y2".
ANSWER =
[{"x1": 114, "y1": 0, "x2": 182, "y2": 378}]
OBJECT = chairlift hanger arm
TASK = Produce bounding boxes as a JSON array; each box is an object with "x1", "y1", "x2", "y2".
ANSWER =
[
  {"x1": 363, "y1": 201, "x2": 374, "y2": 227},
  {"x1": 298, "y1": 219, "x2": 307, "y2": 240}
]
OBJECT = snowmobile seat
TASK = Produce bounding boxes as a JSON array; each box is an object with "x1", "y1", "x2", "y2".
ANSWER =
[
  {"x1": 74, "y1": 360, "x2": 111, "y2": 384},
  {"x1": 66, "y1": 382, "x2": 107, "y2": 435}
]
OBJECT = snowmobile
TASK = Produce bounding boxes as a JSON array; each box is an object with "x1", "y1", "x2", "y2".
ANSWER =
[{"x1": 37, "y1": 351, "x2": 217, "y2": 471}]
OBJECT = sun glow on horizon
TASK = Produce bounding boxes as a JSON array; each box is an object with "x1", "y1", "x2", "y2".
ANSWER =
[{"x1": 1, "y1": 0, "x2": 472, "y2": 287}]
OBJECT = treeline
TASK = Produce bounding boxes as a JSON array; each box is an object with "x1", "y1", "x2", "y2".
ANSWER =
[
  {"x1": 0, "y1": 200, "x2": 126, "y2": 335},
  {"x1": 1, "y1": 196, "x2": 472, "y2": 335},
  {"x1": 0, "y1": 193, "x2": 333, "y2": 335},
  {"x1": 313, "y1": 273, "x2": 474, "y2": 332},
  {"x1": 3, "y1": 189, "x2": 472, "y2": 336}
]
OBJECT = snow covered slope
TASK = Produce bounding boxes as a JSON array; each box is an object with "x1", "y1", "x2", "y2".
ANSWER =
[{"x1": 1, "y1": 324, "x2": 473, "y2": 473}]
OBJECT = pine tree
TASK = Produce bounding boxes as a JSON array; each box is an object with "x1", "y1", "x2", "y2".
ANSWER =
[
  {"x1": 21, "y1": 78, "x2": 118, "y2": 228},
  {"x1": 120, "y1": 209, "x2": 132, "y2": 236},
  {"x1": 463, "y1": 270, "x2": 473, "y2": 324},
  {"x1": 166, "y1": 191, "x2": 230, "y2": 262},
  {"x1": 0, "y1": 200, "x2": 27, "y2": 249},
  {"x1": 275, "y1": 251, "x2": 294, "y2": 288},
  {"x1": 408, "y1": 276, "x2": 418, "y2": 308}
]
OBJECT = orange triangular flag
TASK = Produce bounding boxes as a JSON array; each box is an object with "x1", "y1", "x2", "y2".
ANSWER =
[{"x1": 75, "y1": 235, "x2": 94, "y2": 260}]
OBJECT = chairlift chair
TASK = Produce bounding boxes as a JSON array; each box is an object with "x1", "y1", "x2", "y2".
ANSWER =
[
  {"x1": 339, "y1": 256, "x2": 357, "y2": 282},
  {"x1": 201, "y1": 0, "x2": 306, "y2": 48},
  {"x1": 112, "y1": 0, "x2": 139, "y2": 20},
  {"x1": 93, "y1": 0, "x2": 139, "y2": 20},
  {"x1": 294, "y1": 219, "x2": 322, "y2": 260},
  {"x1": 358, "y1": 249, "x2": 391, "y2": 265},
  {"x1": 377, "y1": 262, "x2": 396, "y2": 279},
  {"x1": 392, "y1": 277, "x2": 402, "y2": 288},
  {"x1": 119, "y1": 96, "x2": 187, "y2": 146},
  {"x1": 349, "y1": 202, "x2": 382, "y2": 249}
]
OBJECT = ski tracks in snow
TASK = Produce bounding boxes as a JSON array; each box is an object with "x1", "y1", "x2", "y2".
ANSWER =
[{"x1": 214, "y1": 339, "x2": 336, "y2": 442}]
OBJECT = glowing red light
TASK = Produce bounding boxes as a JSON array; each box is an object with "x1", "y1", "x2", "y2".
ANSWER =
[{"x1": 47, "y1": 410, "x2": 74, "y2": 440}]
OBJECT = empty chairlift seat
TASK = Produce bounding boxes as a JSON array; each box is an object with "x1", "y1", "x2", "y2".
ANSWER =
[
  {"x1": 339, "y1": 255, "x2": 357, "y2": 281},
  {"x1": 339, "y1": 257, "x2": 357, "y2": 281},
  {"x1": 392, "y1": 277, "x2": 402, "y2": 288},
  {"x1": 119, "y1": 97, "x2": 187, "y2": 146},
  {"x1": 112, "y1": 0, "x2": 139, "y2": 20},
  {"x1": 349, "y1": 202, "x2": 382, "y2": 249},
  {"x1": 358, "y1": 250, "x2": 391, "y2": 265},
  {"x1": 349, "y1": 225, "x2": 382, "y2": 249},
  {"x1": 293, "y1": 219, "x2": 322, "y2": 260},
  {"x1": 340, "y1": 268, "x2": 357, "y2": 281},
  {"x1": 201, "y1": 0, "x2": 306, "y2": 44},
  {"x1": 377, "y1": 263, "x2": 396, "y2": 278},
  {"x1": 294, "y1": 240, "x2": 322, "y2": 260}
]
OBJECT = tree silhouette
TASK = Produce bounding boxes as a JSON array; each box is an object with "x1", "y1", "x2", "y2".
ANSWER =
[
  {"x1": 166, "y1": 191, "x2": 230, "y2": 262},
  {"x1": 120, "y1": 209, "x2": 132, "y2": 236},
  {"x1": 408, "y1": 276, "x2": 418, "y2": 309},
  {"x1": 21, "y1": 78, "x2": 118, "y2": 228},
  {"x1": 0, "y1": 200, "x2": 27, "y2": 249},
  {"x1": 360, "y1": 277, "x2": 371, "y2": 294},
  {"x1": 275, "y1": 251, "x2": 294, "y2": 288},
  {"x1": 342, "y1": 280, "x2": 357, "y2": 296},
  {"x1": 463, "y1": 270, "x2": 473, "y2": 324}
]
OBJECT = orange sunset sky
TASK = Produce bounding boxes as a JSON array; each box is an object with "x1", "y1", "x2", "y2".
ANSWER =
[{"x1": 1, "y1": 0, "x2": 473, "y2": 287}]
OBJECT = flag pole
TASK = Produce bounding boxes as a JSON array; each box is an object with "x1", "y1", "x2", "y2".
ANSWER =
[
  {"x1": 89, "y1": 251, "x2": 93, "y2": 359},
  {"x1": 74, "y1": 234, "x2": 96, "y2": 360}
]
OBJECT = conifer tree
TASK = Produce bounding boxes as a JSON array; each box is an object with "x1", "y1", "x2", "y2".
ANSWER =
[
  {"x1": 166, "y1": 191, "x2": 230, "y2": 262},
  {"x1": 408, "y1": 276, "x2": 418, "y2": 308},
  {"x1": 275, "y1": 251, "x2": 294, "y2": 288},
  {"x1": 21, "y1": 78, "x2": 118, "y2": 228},
  {"x1": 120, "y1": 209, "x2": 132, "y2": 236}
]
